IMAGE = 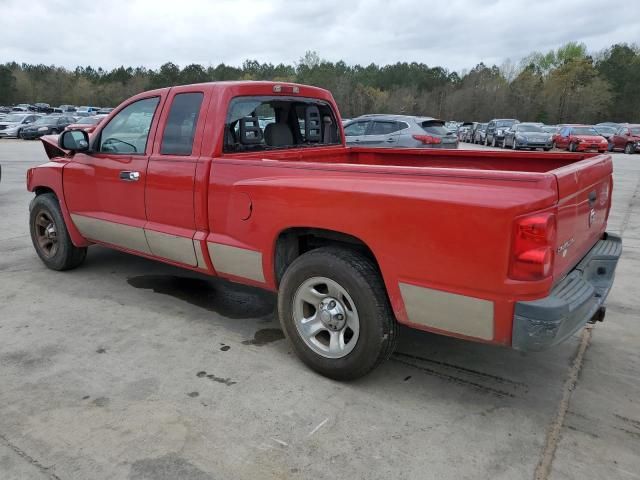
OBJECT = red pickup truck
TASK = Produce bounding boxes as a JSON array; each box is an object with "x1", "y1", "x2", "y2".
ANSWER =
[{"x1": 27, "y1": 81, "x2": 621, "y2": 380}]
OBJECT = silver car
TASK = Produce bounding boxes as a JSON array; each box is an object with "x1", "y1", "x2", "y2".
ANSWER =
[
  {"x1": 502, "y1": 123, "x2": 553, "y2": 151},
  {"x1": 0, "y1": 113, "x2": 42, "y2": 138},
  {"x1": 344, "y1": 114, "x2": 458, "y2": 148}
]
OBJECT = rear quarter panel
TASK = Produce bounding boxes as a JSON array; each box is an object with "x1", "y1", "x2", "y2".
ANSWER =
[{"x1": 206, "y1": 158, "x2": 559, "y2": 345}]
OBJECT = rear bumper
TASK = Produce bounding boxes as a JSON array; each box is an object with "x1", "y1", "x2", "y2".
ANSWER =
[{"x1": 512, "y1": 233, "x2": 622, "y2": 351}]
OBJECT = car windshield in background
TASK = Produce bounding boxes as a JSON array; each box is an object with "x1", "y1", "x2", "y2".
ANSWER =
[
  {"x1": 573, "y1": 127, "x2": 598, "y2": 135},
  {"x1": 595, "y1": 126, "x2": 616, "y2": 134},
  {"x1": 496, "y1": 120, "x2": 516, "y2": 127},
  {"x1": 34, "y1": 116, "x2": 53, "y2": 125},
  {"x1": 542, "y1": 127, "x2": 557, "y2": 133},
  {"x1": 77, "y1": 116, "x2": 101, "y2": 125},
  {"x1": 421, "y1": 121, "x2": 450, "y2": 135},
  {"x1": 630, "y1": 128, "x2": 640, "y2": 135},
  {"x1": 518, "y1": 125, "x2": 543, "y2": 132},
  {"x1": 2, "y1": 114, "x2": 27, "y2": 122}
]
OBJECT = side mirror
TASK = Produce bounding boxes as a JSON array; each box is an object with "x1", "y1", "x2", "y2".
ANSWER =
[{"x1": 59, "y1": 130, "x2": 89, "y2": 152}]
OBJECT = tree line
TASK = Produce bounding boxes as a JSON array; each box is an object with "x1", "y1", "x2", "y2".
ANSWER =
[{"x1": 0, "y1": 42, "x2": 638, "y2": 123}]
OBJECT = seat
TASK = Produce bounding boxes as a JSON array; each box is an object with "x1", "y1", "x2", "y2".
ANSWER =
[{"x1": 264, "y1": 122, "x2": 293, "y2": 147}]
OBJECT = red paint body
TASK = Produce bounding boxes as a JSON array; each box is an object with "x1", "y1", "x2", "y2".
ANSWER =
[
  {"x1": 610, "y1": 124, "x2": 640, "y2": 153},
  {"x1": 26, "y1": 81, "x2": 614, "y2": 348},
  {"x1": 554, "y1": 125, "x2": 609, "y2": 153}
]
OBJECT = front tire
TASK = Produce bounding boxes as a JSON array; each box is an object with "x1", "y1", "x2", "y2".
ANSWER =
[
  {"x1": 278, "y1": 247, "x2": 398, "y2": 380},
  {"x1": 625, "y1": 143, "x2": 635, "y2": 155},
  {"x1": 29, "y1": 193, "x2": 87, "y2": 271},
  {"x1": 569, "y1": 142, "x2": 577, "y2": 152}
]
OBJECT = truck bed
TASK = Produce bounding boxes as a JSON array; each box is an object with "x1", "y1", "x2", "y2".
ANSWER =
[{"x1": 228, "y1": 145, "x2": 601, "y2": 174}]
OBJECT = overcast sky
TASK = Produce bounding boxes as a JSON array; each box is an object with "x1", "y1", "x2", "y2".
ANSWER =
[{"x1": 2, "y1": 0, "x2": 638, "y2": 72}]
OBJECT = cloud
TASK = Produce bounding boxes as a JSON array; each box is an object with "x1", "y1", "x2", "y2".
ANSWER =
[{"x1": 0, "y1": 0, "x2": 638, "y2": 72}]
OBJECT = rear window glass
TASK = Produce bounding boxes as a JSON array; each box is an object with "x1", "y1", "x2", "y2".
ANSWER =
[
  {"x1": 161, "y1": 92, "x2": 204, "y2": 155},
  {"x1": 421, "y1": 120, "x2": 450, "y2": 135},
  {"x1": 224, "y1": 96, "x2": 341, "y2": 153}
]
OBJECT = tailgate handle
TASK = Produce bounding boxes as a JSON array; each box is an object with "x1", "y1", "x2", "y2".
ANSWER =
[{"x1": 588, "y1": 190, "x2": 597, "y2": 206}]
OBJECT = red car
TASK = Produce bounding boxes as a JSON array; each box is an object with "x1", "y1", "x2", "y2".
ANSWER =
[
  {"x1": 64, "y1": 115, "x2": 106, "y2": 133},
  {"x1": 25, "y1": 81, "x2": 621, "y2": 380},
  {"x1": 553, "y1": 125, "x2": 608, "y2": 153},
  {"x1": 609, "y1": 124, "x2": 640, "y2": 154}
]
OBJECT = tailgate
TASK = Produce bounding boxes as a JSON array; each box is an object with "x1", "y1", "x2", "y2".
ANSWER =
[{"x1": 552, "y1": 155, "x2": 612, "y2": 282}]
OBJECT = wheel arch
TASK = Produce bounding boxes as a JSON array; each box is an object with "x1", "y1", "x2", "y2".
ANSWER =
[{"x1": 272, "y1": 227, "x2": 382, "y2": 288}]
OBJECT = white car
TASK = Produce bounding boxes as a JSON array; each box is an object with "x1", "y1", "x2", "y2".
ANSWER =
[{"x1": 0, "y1": 113, "x2": 42, "y2": 138}]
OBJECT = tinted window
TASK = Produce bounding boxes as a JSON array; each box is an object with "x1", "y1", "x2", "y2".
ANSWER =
[
  {"x1": 161, "y1": 92, "x2": 204, "y2": 155},
  {"x1": 630, "y1": 128, "x2": 640, "y2": 135},
  {"x1": 369, "y1": 121, "x2": 402, "y2": 135},
  {"x1": 99, "y1": 97, "x2": 159, "y2": 154},
  {"x1": 344, "y1": 121, "x2": 369, "y2": 136},
  {"x1": 517, "y1": 125, "x2": 543, "y2": 132}
]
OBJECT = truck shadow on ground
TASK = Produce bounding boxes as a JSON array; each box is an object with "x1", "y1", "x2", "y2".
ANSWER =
[{"x1": 87, "y1": 246, "x2": 573, "y2": 403}]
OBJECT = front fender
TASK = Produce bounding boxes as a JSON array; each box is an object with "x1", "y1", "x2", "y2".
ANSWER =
[{"x1": 27, "y1": 161, "x2": 90, "y2": 248}]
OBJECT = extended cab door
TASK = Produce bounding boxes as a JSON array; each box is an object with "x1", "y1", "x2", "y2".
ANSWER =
[
  {"x1": 145, "y1": 88, "x2": 210, "y2": 267},
  {"x1": 63, "y1": 95, "x2": 164, "y2": 254}
]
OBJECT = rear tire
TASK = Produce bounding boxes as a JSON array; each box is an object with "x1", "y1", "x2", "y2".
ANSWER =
[
  {"x1": 29, "y1": 193, "x2": 87, "y2": 271},
  {"x1": 278, "y1": 247, "x2": 398, "y2": 380}
]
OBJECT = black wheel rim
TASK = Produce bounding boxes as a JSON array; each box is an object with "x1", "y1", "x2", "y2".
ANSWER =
[{"x1": 34, "y1": 211, "x2": 59, "y2": 258}]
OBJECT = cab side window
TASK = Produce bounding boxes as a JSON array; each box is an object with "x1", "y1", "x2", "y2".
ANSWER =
[
  {"x1": 160, "y1": 92, "x2": 204, "y2": 156},
  {"x1": 99, "y1": 97, "x2": 160, "y2": 154}
]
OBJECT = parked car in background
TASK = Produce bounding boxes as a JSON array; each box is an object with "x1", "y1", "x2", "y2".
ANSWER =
[
  {"x1": 542, "y1": 125, "x2": 559, "y2": 135},
  {"x1": 34, "y1": 103, "x2": 53, "y2": 113},
  {"x1": 58, "y1": 104, "x2": 77, "y2": 113},
  {"x1": 0, "y1": 113, "x2": 42, "y2": 138},
  {"x1": 0, "y1": 106, "x2": 11, "y2": 114},
  {"x1": 594, "y1": 125, "x2": 617, "y2": 145},
  {"x1": 96, "y1": 107, "x2": 114, "y2": 115},
  {"x1": 485, "y1": 119, "x2": 519, "y2": 147},
  {"x1": 503, "y1": 123, "x2": 553, "y2": 151},
  {"x1": 596, "y1": 122, "x2": 620, "y2": 129},
  {"x1": 344, "y1": 114, "x2": 458, "y2": 149},
  {"x1": 473, "y1": 123, "x2": 488, "y2": 144},
  {"x1": 609, "y1": 124, "x2": 640, "y2": 154},
  {"x1": 553, "y1": 125, "x2": 608, "y2": 153},
  {"x1": 12, "y1": 104, "x2": 35, "y2": 112},
  {"x1": 20, "y1": 115, "x2": 76, "y2": 139},
  {"x1": 75, "y1": 106, "x2": 99, "y2": 117},
  {"x1": 64, "y1": 115, "x2": 106, "y2": 133}
]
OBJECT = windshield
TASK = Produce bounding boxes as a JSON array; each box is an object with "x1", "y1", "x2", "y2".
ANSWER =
[
  {"x1": 34, "y1": 116, "x2": 54, "y2": 125},
  {"x1": 421, "y1": 120, "x2": 450, "y2": 135},
  {"x1": 595, "y1": 126, "x2": 615, "y2": 135},
  {"x1": 630, "y1": 127, "x2": 640, "y2": 136},
  {"x1": 78, "y1": 116, "x2": 101, "y2": 125},
  {"x1": 572, "y1": 127, "x2": 599, "y2": 135},
  {"x1": 517, "y1": 125, "x2": 543, "y2": 133},
  {"x1": 542, "y1": 126, "x2": 557, "y2": 133},
  {"x1": 496, "y1": 120, "x2": 516, "y2": 128},
  {"x1": 2, "y1": 114, "x2": 27, "y2": 123}
]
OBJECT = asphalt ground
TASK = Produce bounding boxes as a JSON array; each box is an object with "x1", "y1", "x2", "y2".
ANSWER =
[{"x1": 1, "y1": 138, "x2": 638, "y2": 480}]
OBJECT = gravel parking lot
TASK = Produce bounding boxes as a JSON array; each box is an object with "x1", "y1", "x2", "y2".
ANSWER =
[{"x1": 1, "y1": 139, "x2": 639, "y2": 480}]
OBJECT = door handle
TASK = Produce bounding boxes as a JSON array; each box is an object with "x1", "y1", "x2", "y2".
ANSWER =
[
  {"x1": 119, "y1": 171, "x2": 140, "y2": 182},
  {"x1": 386, "y1": 138, "x2": 395, "y2": 143}
]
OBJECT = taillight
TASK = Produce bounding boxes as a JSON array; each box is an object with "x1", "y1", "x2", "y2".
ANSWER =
[
  {"x1": 509, "y1": 212, "x2": 556, "y2": 281},
  {"x1": 413, "y1": 134, "x2": 442, "y2": 145}
]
